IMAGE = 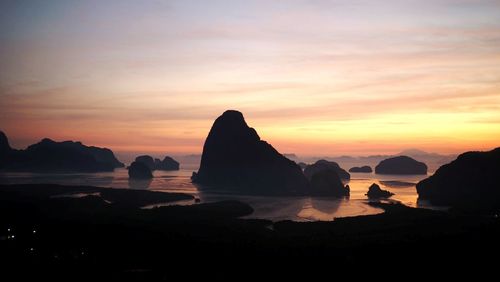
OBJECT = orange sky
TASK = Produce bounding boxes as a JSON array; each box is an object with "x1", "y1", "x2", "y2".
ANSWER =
[{"x1": 1, "y1": 0, "x2": 499, "y2": 156}]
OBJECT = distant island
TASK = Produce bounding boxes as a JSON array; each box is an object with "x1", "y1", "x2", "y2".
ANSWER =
[
  {"x1": 349, "y1": 165, "x2": 372, "y2": 173},
  {"x1": 134, "y1": 155, "x2": 180, "y2": 171},
  {"x1": 375, "y1": 156, "x2": 427, "y2": 175},
  {"x1": 0, "y1": 131, "x2": 124, "y2": 173},
  {"x1": 306, "y1": 150, "x2": 455, "y2": 173}
]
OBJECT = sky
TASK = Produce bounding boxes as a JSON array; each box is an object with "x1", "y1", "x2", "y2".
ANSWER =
[{"x1": 1, "y1": 0, "x2": 499, "y2": 156}]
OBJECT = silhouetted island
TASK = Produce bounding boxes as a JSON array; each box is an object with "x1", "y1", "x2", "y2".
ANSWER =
[
  {"x1": 375, "y1": 156, "x2": 427, "y2": 175},
  {"x1": 128, "y1": 161, "x2": 153, "y2": 179},
  {"x1": 310, "y1": 170, "x2": 350, "y2": 197},
  {"x1": 135, "y1": 155, "x2": 180, "y2": 171},
  {"x1": 304, "y1": 160, "x2": 351, "y2": 180},
  {"x1": 155, "y1": 156, "x2": 180, "y2": 170},
  {"x1": 366, "y1": 183, "x2": 394, "y2": 199},
  {"x1": 417, "y1": 147, "x2": 500, "y2": 211},
  {"x1": 349, "y1": 165, "x2": 372, "y2": 173},
  {"x1": 191, "y1": 110, "x2": 308, "y2": 195},
  {"x1": 135, "y1": 155, "x2": 156, "y2": 170},
  {"x1": 0, "y1": 131, "x2": 124, "y2": 172}
]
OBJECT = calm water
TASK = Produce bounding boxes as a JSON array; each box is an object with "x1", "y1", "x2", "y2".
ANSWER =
[{"x1": 0, "y1": 167, "x2": 434, "y2": 221}]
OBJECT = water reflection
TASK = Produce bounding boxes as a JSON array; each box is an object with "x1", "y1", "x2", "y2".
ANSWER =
[
  {"x1": 128, "y1": 178, "x2": 153, "y2": 189},
  {"x1": 297, "y1": 198, "x2": 342, "y2": 221},
  {"x1": 195, "y1": 192, "x2": 307, "y2": 222},
  {"x1": 379, "y1": 180, "x2": 416, "y2": 188},
  {"x1": 0, "y1": 168, "x2": 442, "y2": 220},
  {"x1": 297, "y1": 197, "x2": 384, "y2": 221}
]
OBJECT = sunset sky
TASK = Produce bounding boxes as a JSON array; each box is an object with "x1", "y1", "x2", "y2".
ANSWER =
[{"x1": 1, "y1": 0, "x2": 499, "y2": 156}]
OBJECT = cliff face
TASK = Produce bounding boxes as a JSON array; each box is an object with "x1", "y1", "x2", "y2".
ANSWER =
[{"x1": 192, "y1": 110, "x2": 309, "y2": 195}]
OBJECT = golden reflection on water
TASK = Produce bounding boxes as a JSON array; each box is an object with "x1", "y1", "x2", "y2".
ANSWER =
[
  {"x1": 345, "y1": 175, "x2": 423, "y2": 208},
  {"x1": 297, "y1": 197, "x2": 383, "y2": 221},
  {"x1": 0, "y1": 169, "x2": 431, "y2": 221}
]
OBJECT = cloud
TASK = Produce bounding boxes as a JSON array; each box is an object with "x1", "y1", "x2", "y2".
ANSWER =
[{"x1": 1, "y1": 0, "x2": 500, "y2": 155}]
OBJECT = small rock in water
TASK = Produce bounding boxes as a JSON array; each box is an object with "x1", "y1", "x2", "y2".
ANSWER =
[{"x1": 366, "y1": 183, "x2": 394, "y2": 199}]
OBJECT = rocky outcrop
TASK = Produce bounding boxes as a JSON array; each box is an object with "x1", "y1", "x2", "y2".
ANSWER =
[
  {"x1": 136, "y1": 155, "x2": 180, "y2": 171},
  {"x1": 0, "y1": 133, "x2": 124, "y2": 172},
  {"x1": 191, "y1": 110, "x2": 308, "y2": 195},
  {"x1": 349, "y1": 166, "x2": 372, "y2": 173},
  {"x1": 304, "y1": 160, "x2": 350, "y2": 180},
  {"x1": 310, "y1": 170, "x2": 350, "y2": 197},
  {"x1": 135, "y1": 155, "x2": 155, "y2": 170},
  {"x1": 128, "y1": 161, "x2": 153, "y2": 179},
  {"x1": 416, "y1": 148, "x2": 500, "y2": 210},
  {"x1": 156, "y1": 156, "x2": 179, "y2": 170},
  {"x1": 375, "y1": 156, "x2": 427, "y2": 175},
  {"x1": 366, "y1": 183, "x2": 394, "y2": 199}
]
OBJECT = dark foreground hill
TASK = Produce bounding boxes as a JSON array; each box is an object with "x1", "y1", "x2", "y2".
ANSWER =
[
  {"x1": 417, "y1": 147, "x2": 500, "y2": 211},
  {"x1": 1, "y1": 183, "x2": 499, "y2": 279}
]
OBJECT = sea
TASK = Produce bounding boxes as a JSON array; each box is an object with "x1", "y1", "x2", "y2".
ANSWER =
[{"x1": 0, "y1": 161, "x2": 440, "y2": 222}]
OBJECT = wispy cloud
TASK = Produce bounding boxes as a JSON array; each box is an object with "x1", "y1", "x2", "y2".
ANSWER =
[{"x1": 1, "y1": 0, "x2": 499, "y2": 155}]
